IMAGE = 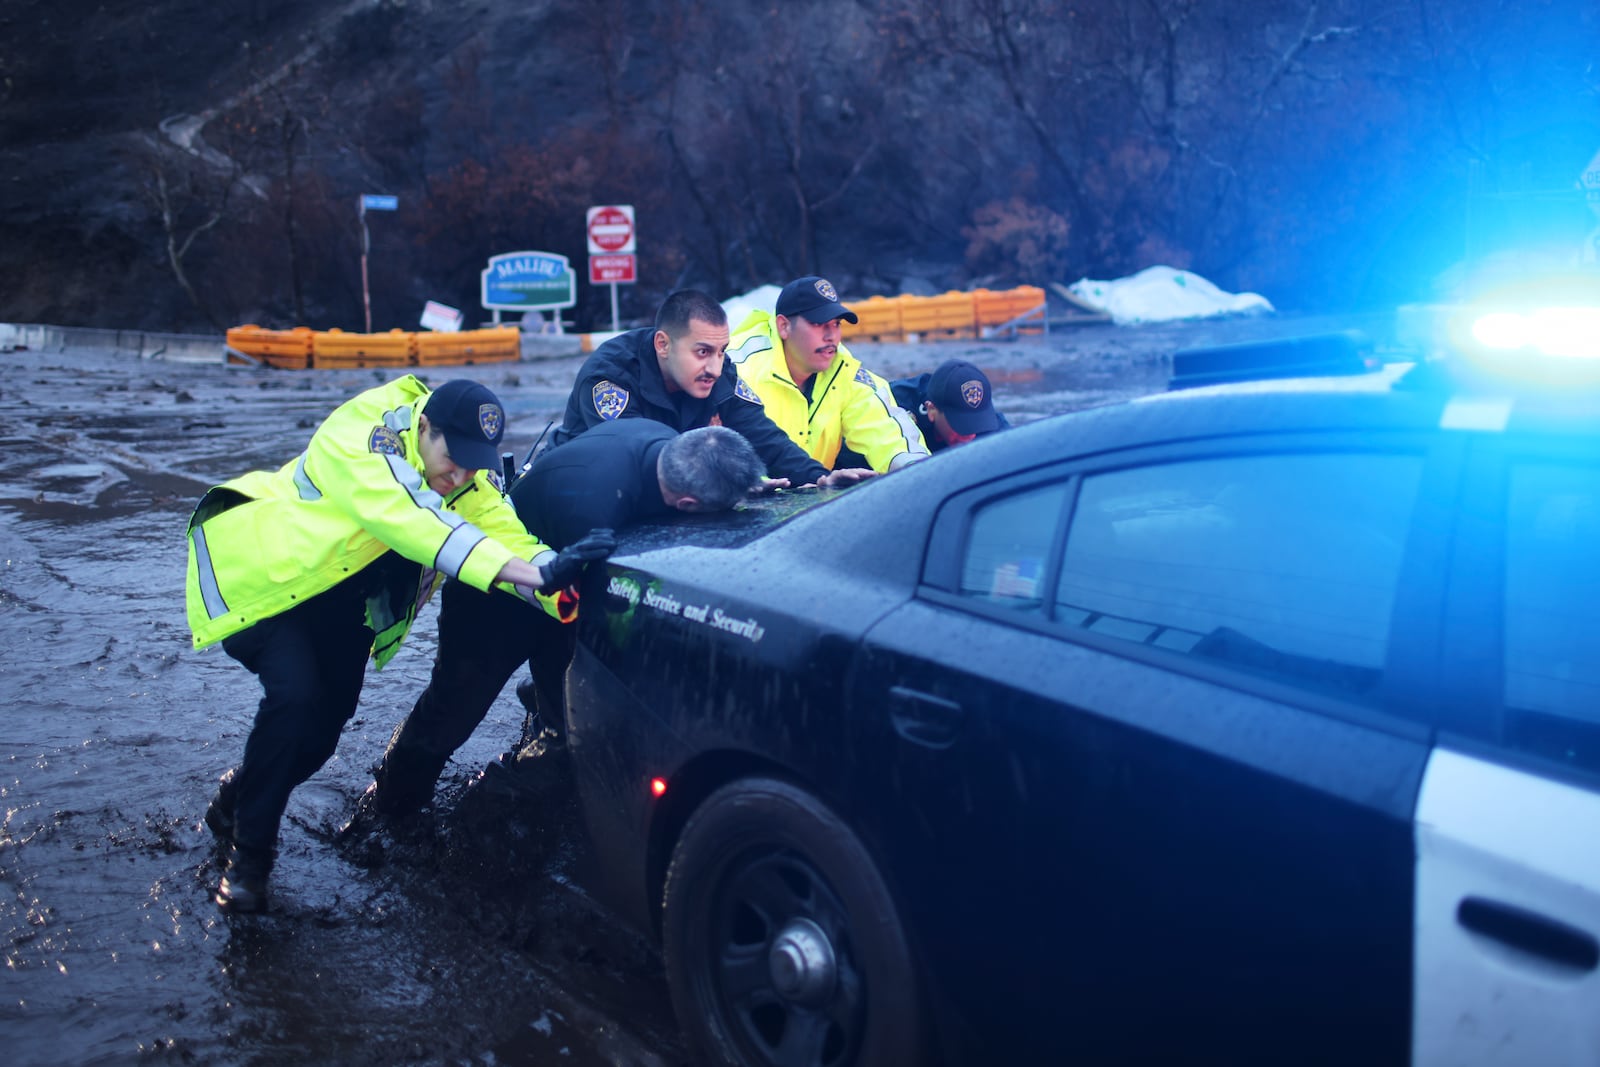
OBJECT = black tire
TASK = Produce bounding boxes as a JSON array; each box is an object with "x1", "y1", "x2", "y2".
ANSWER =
[{"x1": 663, "y1": 777, "x2": 925, "y2": 1067}]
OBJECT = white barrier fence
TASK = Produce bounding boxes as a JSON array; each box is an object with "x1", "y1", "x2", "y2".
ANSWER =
[
  {"x1": 0, "y1": 322, "x2": 225, "y2": 363},
  {"x1": 1, "y1": 322, "x2": 585, "y2": 365}
]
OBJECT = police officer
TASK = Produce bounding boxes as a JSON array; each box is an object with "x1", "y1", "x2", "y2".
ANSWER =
[
  {"x1": 358, "y1": 420, "x2": 768, "y2": 818},
  {"x1": 892, "y1": 359, "x2": 1010, "y2": 453},
  {"x1": 187, "y1": 376, "x2": 616, "y2": 912},
  {"x1": 727, "y1": 276, "x2": 930, "y2": 472},
  {"x1": 549, "y1": 288, "x2": 871, "y2": 490}
]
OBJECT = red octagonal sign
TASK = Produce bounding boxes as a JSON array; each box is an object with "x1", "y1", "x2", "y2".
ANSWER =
[{"x1": 586, "y1": 205, "x2": 635, "y2": 254}]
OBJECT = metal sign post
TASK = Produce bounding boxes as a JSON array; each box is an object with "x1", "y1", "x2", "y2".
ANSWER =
[
  {"x1": 586, "y1": 205, "x2": 636, "y2": 332},
  {"x1": 358, "y1": 194, "x2": 398, "y2": 332}
]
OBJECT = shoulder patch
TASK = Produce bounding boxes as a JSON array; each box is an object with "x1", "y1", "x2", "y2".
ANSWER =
[
  {"x1": 485, "y1": 468, "x2": 506, "y2": 494},
  {"x1": 369, "y1": 425, "x2": 406, "y2": 458},
  {"x1": 592, "y1": 380, "x2": 630, "y2": 420},
  {"x1": 854, "y1": 366, "x2": 875, "y2": 387},
  {"x1": 733, "y1": 377, "x2": 764, "y2": 405}
]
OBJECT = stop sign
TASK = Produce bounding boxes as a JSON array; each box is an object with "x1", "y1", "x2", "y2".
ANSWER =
[{"x1": 586, "y1": 205, "x2": 636, "y2": 254}]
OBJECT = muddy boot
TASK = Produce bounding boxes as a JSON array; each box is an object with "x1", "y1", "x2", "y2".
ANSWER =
[
  {"x1": 202, "y1": 768, "x2": 238, "y2": 846},
  {"x1": 338, "y1": 769, "x2": 440, "y2": 845},
  {"x1": 514, "y1": 677, "x2": 566, "y2": 755},
  {"x1": 215, "y1": 842, "x2": 272, "y2": 914}
]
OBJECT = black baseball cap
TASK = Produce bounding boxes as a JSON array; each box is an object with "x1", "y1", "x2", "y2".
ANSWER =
[
  {"x1": 423, "y1": 379, "x2": 506, "y2": 470},
  {"x1": 928, "y1": 360, "x2": 1000, "y2": 435},
  {"x1": 776, "y1": 276, "x2": 859, "y2": 325}
]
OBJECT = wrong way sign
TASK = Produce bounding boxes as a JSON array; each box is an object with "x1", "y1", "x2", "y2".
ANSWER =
[
  {"x1": 586, "y1": 204, "x2": 636, "y2": 254},
  {"x1": 590, "y1": 254, "x2": 636, "y2": 284}
]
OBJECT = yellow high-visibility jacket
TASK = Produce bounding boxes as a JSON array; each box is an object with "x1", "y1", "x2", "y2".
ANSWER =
[
  {"x1": 185, "y1": 375, "x2": 562, "y2": 667},
  {"x1": 728, "y1": 310, "x2": 929, "y2": 472}
]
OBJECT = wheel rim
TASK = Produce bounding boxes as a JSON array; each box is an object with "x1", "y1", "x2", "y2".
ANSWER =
[{"x1": 706, "y1": 847, "x2": 865, "y2": 1067}]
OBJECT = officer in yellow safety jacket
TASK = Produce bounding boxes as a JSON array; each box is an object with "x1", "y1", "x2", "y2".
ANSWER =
[
  {"x1": 186, "y1": 374, "x2": 615, "y2": 913},
  {"x1": 728, "y1": 276, "x2": 930, "y2": 473}
]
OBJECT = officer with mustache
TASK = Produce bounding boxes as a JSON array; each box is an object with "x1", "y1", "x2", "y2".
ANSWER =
[
  {"x1": 548, "y1": 289, "x2": 872, "y2": 490},
  {"x1": 727, "y1": 276, "x2": 930, "y2": 473}
]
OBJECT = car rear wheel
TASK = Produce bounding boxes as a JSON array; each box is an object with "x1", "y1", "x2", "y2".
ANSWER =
[{"x1": 662, "y1": 777, "x2": 924, "y2": 1067}]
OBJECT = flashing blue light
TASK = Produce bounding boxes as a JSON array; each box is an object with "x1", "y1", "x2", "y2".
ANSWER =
[{"x1": 1469, "y1": 307, "x2": 1600, "y2": 359}]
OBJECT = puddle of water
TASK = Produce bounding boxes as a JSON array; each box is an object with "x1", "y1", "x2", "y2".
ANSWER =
[{"x1": 0, "y1": 348, "x2": 684, "y2": 1067}]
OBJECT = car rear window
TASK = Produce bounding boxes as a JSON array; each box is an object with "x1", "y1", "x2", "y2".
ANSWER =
[
  {"x1": 1502, "y1": 461, "x2": 1600, "y2": 779},
  {"x1": 959, "y1": 483, "x2": 1069, "y2": 608}
]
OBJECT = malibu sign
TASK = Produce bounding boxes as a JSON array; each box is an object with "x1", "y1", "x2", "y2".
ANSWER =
[{"x1": 480, "y1": 250, "x2": 577, "y2": 311}]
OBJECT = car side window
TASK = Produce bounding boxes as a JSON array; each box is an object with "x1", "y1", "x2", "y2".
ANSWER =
[
  {"x1": 958, "y1": 483, "x2": 1070, "y2": 610},
  {"x1": 1054, "y1": 451, "x2": 1422, "y2": 703},
  {"x1": 1503, "y1": 462, "x2": 1600, "y2": 778}
]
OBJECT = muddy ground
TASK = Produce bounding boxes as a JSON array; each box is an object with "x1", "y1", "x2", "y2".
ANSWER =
[{"x1": 0, "y1": 311, "x2": 1393, "y2": 1066}]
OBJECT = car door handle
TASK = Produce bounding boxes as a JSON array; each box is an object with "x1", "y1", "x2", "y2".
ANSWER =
[
  {"x1": 886, "y1": 686, "x2": 965, "y2": 749},
  {"x1": 1457, "y1": 896, "x2": 1600, "y2": 972}
]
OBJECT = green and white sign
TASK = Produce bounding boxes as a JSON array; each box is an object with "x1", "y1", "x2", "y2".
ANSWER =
[{"x1": 481, "y1": 251, "x2": 577, "y2": 311}]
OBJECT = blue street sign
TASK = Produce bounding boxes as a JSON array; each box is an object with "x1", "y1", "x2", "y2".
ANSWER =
[{"x1": 360, "y1": 194, "x2": 399, "y2": 212}]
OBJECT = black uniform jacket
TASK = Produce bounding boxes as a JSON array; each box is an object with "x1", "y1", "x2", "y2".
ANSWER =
[
  {"x1": 550, "y1": 327, "x2": 829, "y2": 485},
  {"x1": 512, "y1": 420, "x2": 675, "y2": 550}
]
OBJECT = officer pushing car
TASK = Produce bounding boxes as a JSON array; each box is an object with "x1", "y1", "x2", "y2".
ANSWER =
[
  {"x1": 186, "y1": 376, "x2": 616, "y2": 912},
  {"x1": 547, "y1": 288, "x2": 873, "y2": 490},
  {"x1": 354, "y1": 420, "x2": 769, "y2": 822},
  {"x1": 728, "y1": 276, "x2": 930, "y2": 472}
]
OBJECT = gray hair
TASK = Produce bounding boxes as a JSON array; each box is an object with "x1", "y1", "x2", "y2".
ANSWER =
[{"x1": 659, "y1": 426, "x2": 766, "y2": 511}]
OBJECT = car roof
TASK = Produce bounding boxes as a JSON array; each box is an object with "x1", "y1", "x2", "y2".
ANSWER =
[{"x1": 612, "y1": 353, "x2": 1600, "y2": 567}]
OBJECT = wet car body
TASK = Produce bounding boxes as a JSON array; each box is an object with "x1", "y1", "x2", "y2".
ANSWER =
[{"x1": 562, "y1": 343, "x2": 1600, "y2": 1066}]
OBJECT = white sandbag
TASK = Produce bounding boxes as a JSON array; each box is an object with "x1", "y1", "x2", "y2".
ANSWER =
[{"x1": 1068, "y1": 265, "x2": 1274, "y2": 326}]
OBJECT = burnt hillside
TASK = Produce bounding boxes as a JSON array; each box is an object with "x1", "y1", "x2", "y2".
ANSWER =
[{"x1": 1, "y1": 0, "x2": 1595, "y2": 333}]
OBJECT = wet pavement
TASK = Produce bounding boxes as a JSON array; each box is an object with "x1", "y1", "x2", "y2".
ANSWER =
[{"x1": 0, "y1": 312, "x2": 1388, "y2": 1065}]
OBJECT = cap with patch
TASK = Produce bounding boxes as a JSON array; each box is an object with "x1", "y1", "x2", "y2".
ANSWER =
[
  {"x1": 423, "y1": 379, "x2": 506, "y2": 470},
  {"x1": 775, "y1": 276, "x2": 858, "y2": 325},
  {"x1": 927, "y1": 360, "x2": 1000, "y2": 435}
]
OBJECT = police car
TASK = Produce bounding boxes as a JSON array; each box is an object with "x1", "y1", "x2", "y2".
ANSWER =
[{"x1": 561, "y1": 302, "x2": 1600, "y2": 1066}]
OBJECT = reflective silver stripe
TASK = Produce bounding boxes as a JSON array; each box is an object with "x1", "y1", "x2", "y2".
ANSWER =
[
  {"x1": 380, "y1": 452, "x2": 486, "y2": 577},
  {"x1": 386, "y1": 405, "x2": 414, "y2": 432},
  {"x1": 865, "y1": 371, "x2": 930, "y2": 459},
  {"x1": 191, "y1": 524, "x2": 229, "y2": 620},
  {"x1": 728, "y1": 331, "x2": 773, "y2": 364},
  {"x1": 293, "y1": 453, "x2": 322, "y2": 500},
  {"x1": 435, "y1": 522, "x2": 487, "y2": 577},
  {"x1": 384, "y1": 453, "x2": 459, "y2": 517}
]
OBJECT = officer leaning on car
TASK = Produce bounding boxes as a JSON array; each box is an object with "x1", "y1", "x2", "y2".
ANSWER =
[
  {"x1": 893, "y1": 358, "x2": 1010, "y2": 452},
  {"x1": 185, "y1": 376, "x2": 616, "y2": 913},
  {"x1": 356, "y1": 419, "x2": 769, "y2": 820},
  {"x1": 728, "y1": 275, "x2": 931, "y2": 472},
  {"x1": 837, "y1": 357, "x2": 1011, "y2": 468},
  {"x1": 547, "y1": 288, "x2": 874, "y2": 490}
]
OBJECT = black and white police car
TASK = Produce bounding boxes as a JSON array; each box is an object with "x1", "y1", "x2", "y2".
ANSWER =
[{"x1": 561, "y1": 299, "x2": 1600, "y2": 1066}]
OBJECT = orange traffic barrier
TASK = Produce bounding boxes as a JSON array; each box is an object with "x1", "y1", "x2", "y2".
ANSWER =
[
  {"x1": 312, "y1": 328, "x2": 413, "y2": 368},
  {"x1": 414, "y1": 327, "x2": 520, "y2": 366},
  {"x1": 897, "y1": 291, "x2": 977, "y2": 340},
  {"x1": 974, "y1": 285, "x2": 1046, "y2": 335},
  {"x1": 840, "y1": 295, "x2": 904, "y2": 343},
  {"x1": 226, "y1": 325, "x2": 314, "y2": 369}
]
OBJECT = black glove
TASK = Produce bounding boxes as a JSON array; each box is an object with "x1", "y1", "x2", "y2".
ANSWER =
[{"x1": 538, "y1": 528, "x2": 617, "y2": 589}]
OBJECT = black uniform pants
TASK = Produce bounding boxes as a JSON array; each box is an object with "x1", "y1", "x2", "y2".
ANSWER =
[
  {"x1": 216, "y1": 575, "x2": 374, "y2": 855},
  {"x1": 373, "y1": 577, "x2": 572, "y2": 810}
]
